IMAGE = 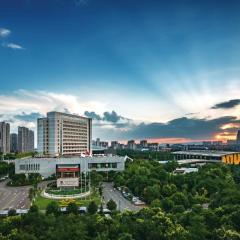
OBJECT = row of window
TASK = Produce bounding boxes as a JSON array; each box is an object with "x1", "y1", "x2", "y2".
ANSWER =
[
  {"x1": 88, "y1": 163, "x2": 117, "y2": 169},
  {"x1": 63, "y1": 150, "x2": 87, "y2": 153},
  {"x1": 19, "y1": 164, "x2": 40, "y2": 171},
  {"x1": 174, "y1": 155, "x2": 221, "y2": 160}
]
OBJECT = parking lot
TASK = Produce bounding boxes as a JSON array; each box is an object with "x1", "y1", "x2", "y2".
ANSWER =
[
  {"x1": 0, "y1": 180, "x2": 30, "y2": 210},
  {"x1": 102, "y1": 182, "x2": 143, "y2": 212}
]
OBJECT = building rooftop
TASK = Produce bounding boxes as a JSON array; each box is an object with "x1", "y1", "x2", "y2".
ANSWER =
[{"x1": 173, "y1": 150, "x2": 239, "y2": 157}]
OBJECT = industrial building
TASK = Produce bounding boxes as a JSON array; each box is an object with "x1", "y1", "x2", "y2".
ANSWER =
[
  {"x1": 37, "y1": 111, "x2": 92, "y2": 157},
  {"x1": 173, "y1": 150, "x2": 240, "y2": 165}
]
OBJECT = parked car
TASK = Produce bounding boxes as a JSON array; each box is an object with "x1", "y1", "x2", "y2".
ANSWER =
[{"x1": 79, "y1": 206, "x2": 87, "y2": 214}]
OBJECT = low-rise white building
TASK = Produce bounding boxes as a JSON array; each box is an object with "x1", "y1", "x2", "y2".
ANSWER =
[{"x1": 15, "y1": 155, "x2": 126, "y2": 178}]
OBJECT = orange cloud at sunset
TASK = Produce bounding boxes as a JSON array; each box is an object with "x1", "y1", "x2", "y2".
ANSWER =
[
  {"x1": 214, "y1": 132, "x2": 236, "y2": 141},
  {"x1": 220, "y1": 123, "x2": 240, "y2": 130}
]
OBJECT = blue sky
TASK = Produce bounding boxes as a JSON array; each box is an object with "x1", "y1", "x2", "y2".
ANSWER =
[{"x1": 0, "y1": 0, "x2": 240, "y2": 143}]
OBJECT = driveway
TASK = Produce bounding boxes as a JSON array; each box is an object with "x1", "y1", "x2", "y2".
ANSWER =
[{"x1": 102, "y1": 182, "x2": 143, "y2": 212}]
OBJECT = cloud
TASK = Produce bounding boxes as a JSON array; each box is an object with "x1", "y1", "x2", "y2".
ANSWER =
[
  {"x1": 0, "y1": 28, "x2": 11, "y2": 37},
  {"x1": 103, "y1": 111, "x2": 123, "y2": 123},
  {"x1": 92, "y1": 114, "x2": 240, "y2": 141},
  {"x1": 0, "y1": 89, "x2": 239, "y2": 143},
  {"x1": 4, "y1": 43, "x2": 24, "y2": 50},
  {"x1": 0, "y1": 28, "x2": 24, "y2": 50},
  {"x1": 128, "y1": 116, "x2": 240, "y2": 140},
  {"x1": 84, "y1": 111, "x2": 102, "y2": 120},
  {"x1": 14, "y1": 112, "x2": 43, "y2": 122},
  {"x1": 211, "y1": 99, "x2": 240, "y2": 109},
  {"x1": 84, "y1": 110, "x2": 126, "y2": 123}
]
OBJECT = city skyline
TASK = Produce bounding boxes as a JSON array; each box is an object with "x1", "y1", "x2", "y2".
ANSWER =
[{"x1": 0, "y1": 0, "x2": 240, "y2": 143}]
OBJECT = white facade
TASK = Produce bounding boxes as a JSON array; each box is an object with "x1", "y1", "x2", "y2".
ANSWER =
[
  {"x1": 15, "y1": 155, "x2": 126, "y2": 178},
  {"x1": 37, "y1": 112, "x2": 92, "y2": 157}
]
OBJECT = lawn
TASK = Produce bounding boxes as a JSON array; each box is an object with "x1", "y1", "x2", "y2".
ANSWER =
[{"x1": 34, "y1": 189, "x2": 101, "y2": 210}]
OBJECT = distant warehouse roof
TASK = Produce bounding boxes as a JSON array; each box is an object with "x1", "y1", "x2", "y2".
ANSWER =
[
  {"x1": 172, "y1": 150, "x2": 240, "y2": 165},
  {"x1": 172, "y1": 150, "x2": 239, "y2": 157}
]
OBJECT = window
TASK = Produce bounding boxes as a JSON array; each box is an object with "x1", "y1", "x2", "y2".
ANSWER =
[{"x1": 20, "y1": 165, "x2": 25, "y2": 170}]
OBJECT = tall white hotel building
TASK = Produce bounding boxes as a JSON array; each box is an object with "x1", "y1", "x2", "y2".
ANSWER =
[{"x1": 37, "y1": 112, "x2": 92, "y2": 156}]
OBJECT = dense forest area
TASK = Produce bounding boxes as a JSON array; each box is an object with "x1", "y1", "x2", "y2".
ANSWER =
[
  {"x1": 116, "y1": 149, "x2": 173, "y2": 161},
  {"x1": 0, "y1": 160, "x2": 240, "y2": 239}
]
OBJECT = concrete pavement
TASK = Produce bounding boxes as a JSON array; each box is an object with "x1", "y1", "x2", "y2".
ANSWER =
[
  {"x1": 0, "y1": 180, "x2": 30, "y2": 210},
  {"x1": 102, "y1": 182, "x2": 143, "y2": 212}
]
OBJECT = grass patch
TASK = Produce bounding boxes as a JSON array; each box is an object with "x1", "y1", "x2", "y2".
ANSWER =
[
  {"x1": 34, "y1": 189, "x2": 101, "y2": 210},
  {"x1": 46, "y1": 187, "x2": 89, "y2": 195}
]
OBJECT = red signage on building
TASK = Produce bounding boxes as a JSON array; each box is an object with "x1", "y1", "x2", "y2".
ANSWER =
[{"x1": 57, "y1": 168, "x2": 80, "y2": 172}]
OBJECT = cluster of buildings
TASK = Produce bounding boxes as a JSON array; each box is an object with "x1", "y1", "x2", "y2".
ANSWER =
[
  {"x1": 3, "y1": 110, "x2": 240, "y2": 187},
  {"x1": 92, "y1": 139, "x2": 160, "y2": 151},
  {"x1": 92, "y1": 130, "x2": 240, "y2": 153},
  {"x1": 15, "y1": 112, "x2": 125, "y2": 188},
  {"x1": 0, "y1": 122, "x2": 34, "y2": 154}
]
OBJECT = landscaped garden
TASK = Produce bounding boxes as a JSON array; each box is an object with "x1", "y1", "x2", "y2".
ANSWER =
[{"x1": 34, "y1": 188, "x2": 101, "y2": 210}]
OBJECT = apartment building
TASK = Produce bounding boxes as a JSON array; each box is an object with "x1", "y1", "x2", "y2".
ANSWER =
[
  {"x1": 0, "y1": 122, "x2": 10, "y2": 154},
  {"x1": 10, "y1": 133, "x2": 18, "y2": 152},
  {"x1": 18, "y1": 127, "x2": 34, "y2": 153}
]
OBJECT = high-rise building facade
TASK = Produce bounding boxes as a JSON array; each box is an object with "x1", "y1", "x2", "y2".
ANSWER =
[
  {"x1": 127, "y1": 140, "x2": 136, "y2": 150},
  {"x1": 236, "y1": 130, "x2": 240, "y2": 145},
  {"x1": 37, "y1": 111, "x2": 92, "y2": 156},
  {"x1": 140, "y1": 140, "x2": 148, "y2": 148},
  {"x1": 18, "y1": 127, "x2": 34, "y2": 153},
  {"x1": 0, "y1": 122, "x2": 10, "y2": 154},
  {"x1": 10, "y1": 133, "x2": 18, "y2": 152},
  {"x1": 110, "y1": 141, "x2": 119, "y2": 150}
]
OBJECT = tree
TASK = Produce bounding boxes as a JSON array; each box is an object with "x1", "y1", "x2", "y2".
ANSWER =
[
  {"x1": 106, "y1": 199, "x2": 117, "y2": 211},
  {"x1": 88, "y1": 201, "x2": 98, "y2": 215},
  {"x1": 46, "y1": 201, "x2": 60, "y2": 216},
  {"x1": 161, "y1": 198, "x2": 174, "y2": 212},
  {"x1": 161, "y1": 184, "x2": 177, "y2": 197},
  {"x1": 29, "y1": 204, "x2": 39, "y2": 213},
  {"x1": 91, "y1": 170, "x2": 103, "y2": 187},
  {"x1": 150, "y1": 199, "x2": 161, "y2": 208},
  {"x1": 8, "y1": 209, "x2": 16, "y2": 216},
  {"x1": 28, "y1": 188, "x2": 35, "y2": 202},
  {"x1": 143, "y1": 184, "x2": 161, "y2": 203},
  {"x1": 118, "y1": 233, "x2": 134, "y2": 240},
  {"x1": 99, "y1": 184, "x2": 103, "y2": 197},
  {"x1": 67, "y1": 202, "x2": 78, "y2": 215}
]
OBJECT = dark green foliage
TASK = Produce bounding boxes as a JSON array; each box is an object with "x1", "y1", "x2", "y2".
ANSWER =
[
  {"x1": 112, "y1": 159, "x2": 240, "y2": 239},
  {"x1": 0, "y1": 161, "x2": 12, "y2": 176},
  {"x1": 90, "y1": 170, "x2": 104, "y2": 187},
  {"x1": 66, "y1": 202, "x2": 79, "y2": 215},
  {"x1": 116, "y1": 149, "x2": 173, "y2": 161},
  {"x1": 87, "y1": 201, "x2": 98, "y2": 215},
  {"x1": 106, "y1": 199, "x2": 117, "y2": 211},
  {"x1": 46, "y1": 201, "x2": 60, "y2": 216},
  {"x1": 8, "y1": 173, "x2": 42, "y2": 186},
  {"x1": 0, "y1": 158, "x2": 239, "y2": 240},
  {"x1": 8, "y1": 209, "x2": 16, "y2": 216}
]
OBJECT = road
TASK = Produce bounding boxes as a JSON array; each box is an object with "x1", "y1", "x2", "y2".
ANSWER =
[
  {"x1": 102, "y1": 182, "x2": 143, "y2": 212},
  {"x1": 0, "y1": 180, "x2": 30, "y2": 210}
]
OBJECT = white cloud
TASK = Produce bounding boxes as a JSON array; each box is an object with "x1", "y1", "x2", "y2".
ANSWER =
[
  {"x1": 4, "y1": 43, "x2": 24, "y2": 50},
  {"x1": 0, "y1": 28, "x2": 24, "y2": 50},
  {"x1": 0, "y1": 89, "x2": 108, "y2": 130},
  {"x1": 0, "y1": 89, "x2": 110, "y2": 147},
  {"x1": 0, "y1": 28, "x2": 11, "y2": 37}
]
